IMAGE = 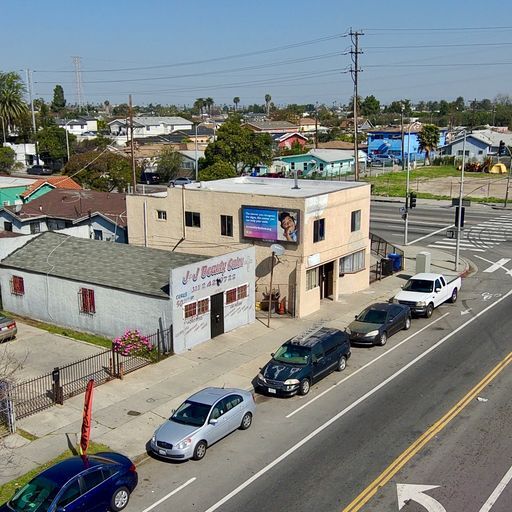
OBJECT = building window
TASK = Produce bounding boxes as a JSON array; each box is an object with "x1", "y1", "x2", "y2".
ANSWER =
[
  {"x1": 184, "y1": 302, "x2": 197, "y2": 319},
  {"x1": 30, "y1": 222, "x2": 40, "y2": 234},
  {"x1": 351, "y1": 210, "x2": 361, "y2": 232},
  {"x1": 197, "y1": 298, "x2": 209, "y2": 315},
  {"x1": 78, "y1": 288, "x2": 96, "y2": 314},
  {"x1": 94, "y1": 230, "x2": 103, "y2": 240},
  {"x1": 306, "y1": 267, "x2": 320, "y2": 290},
  {"x1": 185, "y1": 211, "x2": 201, "y2": 228},
  {"x1": 226, "y1": 288, "x2": 237, "y2": 304},
  {"x1": 10, "y1": 275, "x2": 24, "y2": 296},
  {"x1": 457, "y1": 150, "x2": 470, "y2": 156},
  {"x1": 339, "y1": 250, "x2": 366, "y2": 274},
  {"x1": 4, "y1": 221, "x2": 12, "y2": 231},
  {"x1": 221, "y1": 215, "x2": 233, "y2": 237},
  {"x1": 319, "y1": 163, "x2": 324, "y2": 171},
  {"x1": 237, "y1": 284, "x2": 248, "y2": 300},
  {"x1": 290, "y1": 162, "x2": 295, "y2": 170},
  {"x1": 313, "y1": 218, "x2": 325, "y2": 243},
  {"x1": 478, "y1": 150, "x2": 483, "y2": 155},
  {"x1": 157, "y1": 210, "x2": 167, "y2": 221}
]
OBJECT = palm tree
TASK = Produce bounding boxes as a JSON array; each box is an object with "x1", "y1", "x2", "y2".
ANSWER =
[
  {"x1": 417, "y1": 124, "x2": 440, "y2": 166},
  {"x1": 0, "y1": 71, "x2": 28, "y2": 131},
  {"x1": 205, "y1": 97, "x2": 214, "y2": 115},
  {"x1": 233, "y1": 97, "x2": 240, "y2": 111},
  {"x1": 194, "y1": 98, "x2": 205, "y2": 115},
  {"x1": 264, "y1": 94, "x2": 271, "y2": 117}
]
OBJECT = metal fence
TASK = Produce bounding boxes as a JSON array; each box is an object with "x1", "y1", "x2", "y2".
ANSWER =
[{"x1": 370, "y1": 231, "x2": 404, "y2": 270}]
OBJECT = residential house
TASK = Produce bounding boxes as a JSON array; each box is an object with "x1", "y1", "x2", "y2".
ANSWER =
[
  {"x1": 108, "y1": 117, "x2": 193, "y2": 138},
  {"x1": 244, "y1": 120, "x2": 298, "y2": 134},
  {"x1": 340, "y1": 117, "x2": 374, "y2": 131},
  {"x1": 438, "y1": 129, "x2": 512, "y2": 161},
  {"x1": 56, "y1": 117, "x2": 98, "y2": 136},
  {"x1": 318, "y1": 140, "x2": 368, "y2": 152},
  {"x1": 0, "y1": 189, "x2": 128, "y2": 242},
  {"x1": 3, "y1": 142, "x2": 41, "y2": 168},
  {"x1": 273, "y1": 132, "x2": 308, "y2": 150},
  {"x1": 298, "y1": 117, "x2": 328, "y2": 134},
  {"x1": 126, "y1": 177, "x2": 371, "y2": 318},
  {"x1": 0, "y1": 232, "x2": 256, "y2": 352}
]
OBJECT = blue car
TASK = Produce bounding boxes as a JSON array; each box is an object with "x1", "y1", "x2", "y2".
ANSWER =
[{"x1": 0, "y1": 452, "x2": 138, "y2": 512}]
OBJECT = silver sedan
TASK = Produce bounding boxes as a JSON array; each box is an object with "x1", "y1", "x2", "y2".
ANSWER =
[{"x1": 150, "y1": 387, "x2": 255, "y2": 461}]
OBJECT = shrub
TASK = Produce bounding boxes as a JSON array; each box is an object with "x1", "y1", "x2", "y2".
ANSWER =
[{"x1": 113, "y1": 329, "x2": 153, "y2": 357}]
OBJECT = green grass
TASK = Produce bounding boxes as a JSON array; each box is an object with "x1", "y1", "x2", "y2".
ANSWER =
[
  {"x1": 16, "y1": 429, "x2": 38, "y2": 442},
  {"x1": 0, "y1": 442, "x2": 111, "y2": 505},
  {"x1": 0, "y1": 310, "x2": 112, "y2": 349}
]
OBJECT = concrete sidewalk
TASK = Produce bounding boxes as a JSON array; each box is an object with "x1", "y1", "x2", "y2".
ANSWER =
[{"x1": 0, "y1": 245, "x2": 472, "y2": 485}]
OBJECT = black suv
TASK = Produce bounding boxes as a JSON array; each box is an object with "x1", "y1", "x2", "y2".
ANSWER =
[
  {"x1": 140, "y1": 171, "x2": 161, "y2": 184},
  {"x1": 28, "y1": 165, "x2": 52, "y2": 175},
  {"x1": 256, "y1": 327, "x2": 351, "y2": 396}
]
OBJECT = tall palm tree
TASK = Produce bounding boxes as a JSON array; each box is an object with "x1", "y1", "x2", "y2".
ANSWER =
[
  {"x1": 205, "y1": 97, "x2": 214, "y2": 115},
  {"x1": 233, "y1": 97, "x2": 240, "y2": 111},
  {"x1": 0, "y1": 71, "x2": 28, "y2": 131},
  {"x1": 417, "y1": 124, "x2": 440, "y2": 166},
  {"x1": 264, "y1": 94, "x2": 271, "y2": 117},
  {"x1": 194, "y1": 98, "x2": 205, "y2": 115}
]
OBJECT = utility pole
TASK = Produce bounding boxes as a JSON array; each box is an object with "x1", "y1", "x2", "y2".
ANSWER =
[
  {"x1": 455, "y1": 131, "x2": 467, "y2": 271},
  {"x1": 129, "y1": 95, "x2": 136, "y2": 193},
  {"x1": 350, "y1": 28, "x2": 363, "y2": 181},
  {"x1": 26, "y1": 69, "x2": 40, "y2": 165},
  {"x1": 400, "y1": 102, "x2": 405, "y2": 171},
  {"x1": 314, "y1": 101, "x2": 318, "y2": 149}
]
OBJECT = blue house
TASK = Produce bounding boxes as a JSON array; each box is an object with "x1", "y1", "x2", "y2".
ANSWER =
[
  {"x1": 367, "y1": 123, "x2": 447, "y2": 163},
  {"x1": 438, "y1": 129, "x2": 512, "y2": 161}
]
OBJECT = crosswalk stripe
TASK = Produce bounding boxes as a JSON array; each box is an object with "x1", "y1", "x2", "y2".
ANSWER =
[{"x1": 428, "y1": 244, "x2": 485, "y2": 252}]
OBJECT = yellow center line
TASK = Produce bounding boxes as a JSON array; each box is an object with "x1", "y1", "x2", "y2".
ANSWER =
[{"x1": 342, "y1": 351, "x2": 512, "y2": 512}]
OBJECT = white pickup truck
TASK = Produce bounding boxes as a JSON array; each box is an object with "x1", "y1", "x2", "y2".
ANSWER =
[{"x1": 392, "y1": 272, "x2": 461, "y2": 318}]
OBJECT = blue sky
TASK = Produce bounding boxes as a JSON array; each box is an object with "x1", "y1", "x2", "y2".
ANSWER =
[{"x1": 4, "y1": 0, "x2": 512, "y2": 108}]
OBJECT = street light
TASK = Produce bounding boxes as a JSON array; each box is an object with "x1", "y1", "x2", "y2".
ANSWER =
[
  {"x1": 455, "y1": 130, "x2": 467, "y2": 271},
  {"x1": 267, "y1": 244, "x2": 285, "y2": 328},
  {"x1": 503, "y1": 145, "x2": 512, "y2": 208}
]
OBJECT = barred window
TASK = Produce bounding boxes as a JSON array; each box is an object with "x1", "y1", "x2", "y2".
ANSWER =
[
  {"x1": 184, "y1": 302, "x2": 197, "y2": 319},
  {"x1": 306, "y1": 267, "x2": 320, "y2": 291},
  {"x1": 197, "y1": 298, "x2": 209, "y2": 315},
  {"x1": 79, "y1": 288, "x2": 96, "y2": 314},
  {"x1": 237, "y1": 284, "x2": 248, "y2": 300},
  {"x1": 10, "y1": 275, "x2": 25, "y2": 296},
  {"x1": 226, "y1": 288, "x2": 237, "y2": 304},
  {"x1": 339, "y1": 250, "x2": 366, "y2": 274}
]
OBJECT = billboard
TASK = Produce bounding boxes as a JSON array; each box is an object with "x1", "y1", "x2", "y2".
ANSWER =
[{"x1": 242, "y1": 206, "x2": 300, "y2": 243}]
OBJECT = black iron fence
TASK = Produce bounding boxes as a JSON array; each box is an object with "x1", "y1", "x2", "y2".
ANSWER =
[{"x1": 370, "y1": 231, "x2": 404, "y2": 269}]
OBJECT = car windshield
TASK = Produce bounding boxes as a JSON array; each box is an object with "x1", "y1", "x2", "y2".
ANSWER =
[
  {"x1": 171, "y1": 400, "x2": 211, "y2": 426},
  {"x1": 273, "y1": 344, "x2": 310, "y2": 365},
  {"x1": 8, "y1": 476, "x2": 60, "y2": 512},
  {"x1": 403, "y1": 279, "x2": 433, "y2": 293},
  {"x1": 357, "y1": 309, "x2": 387, "y2": 324}
]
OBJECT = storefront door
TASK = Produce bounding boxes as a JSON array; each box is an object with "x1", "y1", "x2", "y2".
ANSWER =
[
  {"x1": 210, "y1": 292, "x2": 225, "y2": 338},
  {"x1": 320, "y1": 261, "x2": 334, "y2": 300}
]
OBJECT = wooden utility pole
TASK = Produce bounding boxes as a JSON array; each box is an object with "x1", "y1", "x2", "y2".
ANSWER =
[
  {"x1": 350, "y1": 29, "x2": 363, "y2": 180},
  {"x1": 129, "y1": 95, "x2": 136, "y2": 192}
]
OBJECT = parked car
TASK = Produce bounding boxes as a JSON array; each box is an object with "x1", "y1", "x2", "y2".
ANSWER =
[
  {"x1": 140, "y1": 170, "x2": 161, "y2": 185},
  {"x1": 0, "y1": 452, "x2": 138, "y2": 512},
  {"x1": 346, "y1": 303, "x2": 411, "y2": 346},
  {"x1": 168, "y1": 176, "x2": 193, "y2": 187},
  {"x1": 0, "y1": 315, "x2": 17, "y2": 342},
  {"x1": 393, "y1": 272, "x2": 461, "y2": 318},
  {"x1": 368, "y1": 155, "x2": 399, "y2": 166},
  {"x1": 256, "y1": 327, "x2": 351, "y2": 397},
  {"x1": 28, "y1": 165, "x2": 52, "y2": 175},
  {"x1": 149, "y1": 387, "x2": 255, "y2": 461}
]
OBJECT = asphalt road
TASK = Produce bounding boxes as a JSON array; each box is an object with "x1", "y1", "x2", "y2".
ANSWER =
[{"x1": 125, "y1": 241, "x2": 512, "y2": 512}]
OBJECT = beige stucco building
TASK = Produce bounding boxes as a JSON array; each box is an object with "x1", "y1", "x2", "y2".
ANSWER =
[{"x1": 126, "y1": 177, "x2": 371, "y2": 318}]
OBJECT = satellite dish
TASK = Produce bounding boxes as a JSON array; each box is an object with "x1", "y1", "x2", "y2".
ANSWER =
[{"x1": 270, "y1": 243, "x2": 285, "y2": 256}]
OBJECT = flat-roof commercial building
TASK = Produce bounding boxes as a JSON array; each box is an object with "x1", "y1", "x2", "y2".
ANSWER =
[{"x1": 126, "y1": 177, "x2": 370, "y2": 318}]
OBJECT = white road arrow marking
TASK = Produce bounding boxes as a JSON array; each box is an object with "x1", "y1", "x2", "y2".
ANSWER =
[
  {"x1": 397, "y1": 484, "x2": 446, "y2": 512},
  {"x1": 461, "y1": 308, "x2": 472, "y2": 315},
  {"x1": 475, "y1": 255, "x2": 512, "y2": 276}
]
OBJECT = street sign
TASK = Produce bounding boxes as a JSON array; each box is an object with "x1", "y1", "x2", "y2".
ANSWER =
[
  {"x1": 399, "y1": 207, "x2": 406, "y2": 214},
  {"x1": 451, "y1": 198, "x2": 471, "y2": 207},
  {"x1": 446, "y1": 229, "x2": 456, "y2": 239}
]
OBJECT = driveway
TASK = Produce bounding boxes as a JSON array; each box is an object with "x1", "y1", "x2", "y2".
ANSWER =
[{"x1": 1, "y1": 321, "x2": 105, "y2": 381}]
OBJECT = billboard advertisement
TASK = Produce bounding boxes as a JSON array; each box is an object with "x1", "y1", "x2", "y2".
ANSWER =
[{"x1": 242, "y1": 206, "x2": 300, "y2": 243}]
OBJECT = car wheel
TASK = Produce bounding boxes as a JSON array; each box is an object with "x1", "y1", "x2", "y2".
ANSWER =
[
  {"x1": 425, "y1": 303, "x2": 434, "y2": 318},
  {"x1": 240, "y1": 412, "x2": 253, "y2": 430},
  {"x1": 336, "y1": 355, "x2": 347, "y2": 372},
  {"x1": 192, "y1": 440, "x2": 207, "y2": 461},
  {"x1": 449, "y1": 288, "x2": 458, "y2": 303},
  {"x1": 110, "y1": 486, "x2": 130, "y2": 511},
  {"x1": 298, "y1": 378, "x2": 311, "y2": 396},
  {"x1": 378, "y1": 331, "x2": 387, "y2": 346},
  {"x1": 404, "y1": 316, "x2": 411, "y2": 330}
]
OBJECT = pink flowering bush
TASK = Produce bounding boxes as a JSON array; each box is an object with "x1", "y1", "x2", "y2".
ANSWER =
[{"x1": 112, "y1": 329, "x2": 153, "y2": 358}]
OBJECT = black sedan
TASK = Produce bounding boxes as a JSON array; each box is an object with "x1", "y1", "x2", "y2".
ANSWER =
[
  {"x1": 28, "y1": 165, "x2": 52, "y2": 175},
  {"x1": 346, "y1": 303, "x2": 411, "y2": 346}
]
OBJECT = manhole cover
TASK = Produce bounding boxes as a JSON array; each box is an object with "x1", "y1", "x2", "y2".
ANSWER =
[{"x1": 127, "y1": 410, "x2": 141, "y2": 416}]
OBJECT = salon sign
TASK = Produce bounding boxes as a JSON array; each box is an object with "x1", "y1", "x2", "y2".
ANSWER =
[{"x1": 181, "y1": 256, "x2": 245, "y2": 286}]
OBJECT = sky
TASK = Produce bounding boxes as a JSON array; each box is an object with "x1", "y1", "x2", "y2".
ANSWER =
[{"x1": 3, "y1": 0, "x2": 512, "y2": 108}]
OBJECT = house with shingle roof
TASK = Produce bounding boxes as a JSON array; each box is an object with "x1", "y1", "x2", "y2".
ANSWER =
[
  {"x1": 108, "y1": 116, "x2": 193, "y2": 138},
  {"x1": 438, "y1": 129, "x2": 512, "y2": 161},
  {"x1": 244, "y1": 120, "x2": 298, "y2": 134},
  {"x1": 0, "y1": 188, "x2": 128, "y2": 242},
  {"x1": 0, "y1": 232, "x2": 255, "y2": 351}
]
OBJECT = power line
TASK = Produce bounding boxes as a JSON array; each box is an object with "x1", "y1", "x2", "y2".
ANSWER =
[
  {"x1": 365, "y1": 42, "x2": 512, "y2": 50},
  {"x1": 363, "y1": 26, "x2": 512, "y2": 31}
]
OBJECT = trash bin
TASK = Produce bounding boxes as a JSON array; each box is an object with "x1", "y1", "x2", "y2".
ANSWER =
[
  {"x1": 387, "y1": 253, "x2": 402, "y2": 272},
  {"x1": 381, "y1": 258, "x2": 393, "y2": 277}
]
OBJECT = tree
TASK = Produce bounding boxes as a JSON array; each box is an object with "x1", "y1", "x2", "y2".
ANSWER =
[
  {"x1": 233, "y1": 97, "x2": 240, "y2": 111},
  {"x1": 112, "y1": 103, "x2": 129, "y2": 116},
  {"x1": 51, "y1": 85, "x2": 66, "y2": 112},
  {"x1": 417, "y1": 124, "x2": 440, "y2": 166},
  {"x1": 439, "y1": 100, "x2": 450, "y2": 116},
  {"x1": 265, "y1": 94, "x2": 272, "y2": 116},
  {"x1": 194, "y1": 98, "x2": 205, "y2": 115},
  {"x1": 360, "y1": 95, "x2": 380, "y2": 116},
  {"x1": 199, "y1": 161, "x2": 237, "y2": 181},
  {"x1": 37, "y1": 100, "x2": 54, "y2": 128},
  {"x1": 0, "y1": 71, "x2": 28, "y2": 131},
  {"x1": 453, "y1": 96, "x2": 465, "y2": 112},
  {"x1": 38, "y1": 126, "x2": 75, "y2": 160},
  {"x1": 202, "y1": 114, "x2": 272, "y2": 173},
  {"x1": 0, "y1": 146, "x2": 16, "y2": 173},
  {"x1": 64, "y1": 151, "x2": 134, "y2": 191},
  {"x1": 279, "y1": 140, "x2": 305, "y2": 156},
  {"x1": 74, "y1": 134, "x2": 111, "y2": 155},
  {"x1": 156, "y1": 145, "x2": 183, "y2": 181},
  {"x1": 205, "y1": 97, "x2": 214, "y2": 115}
]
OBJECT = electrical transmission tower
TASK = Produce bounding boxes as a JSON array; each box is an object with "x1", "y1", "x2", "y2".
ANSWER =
[
  {"x1": 349, "y1": 29, "x2": 363, "y2": 180},
  {"x1": 72, "y1": 56, "x2": 84, "y2": 110}
]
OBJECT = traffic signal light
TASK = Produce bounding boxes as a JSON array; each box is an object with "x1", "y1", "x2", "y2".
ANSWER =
[
  {"x1": 455, "y1": 206, "x2": 465, "y2": 228},
  {"x1": 498, "y1": 140, "x2": 507, "y2": 156},
  {"x1": 409, "y1": 192, "x2": 417, "y2": 209}
]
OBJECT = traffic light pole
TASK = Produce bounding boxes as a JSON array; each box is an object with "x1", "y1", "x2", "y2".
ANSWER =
[
  {"x1": 404, "y1": 129, "x2": 412, "y2": 246},
  {"x1": 455, "y1": 131, "x2": 467, "y2": 271}
]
